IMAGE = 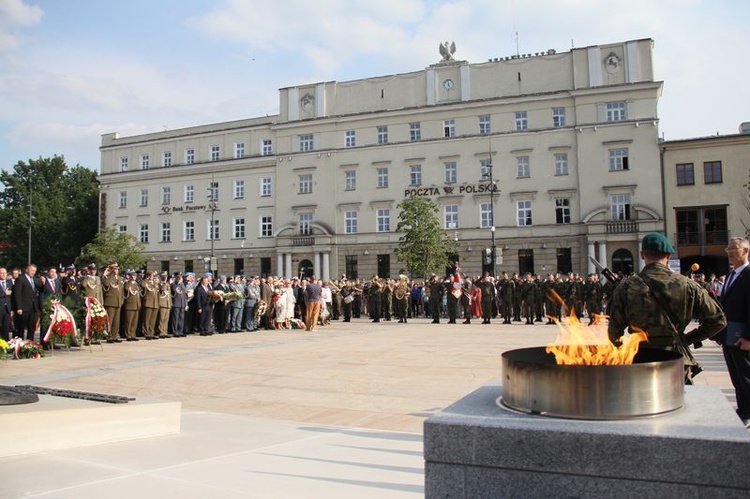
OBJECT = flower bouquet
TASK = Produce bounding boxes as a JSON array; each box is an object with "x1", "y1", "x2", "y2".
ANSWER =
[
  {"x1": 0, "y1": 337, "x2": 9, "y2": 359},
  {"x1": 85, "y1": 296, "x2": 110, "y2": 341},
  {"x1": 208, "y1": 290, "x2": 225, "y2": 303},
  {"x1": 254, "y1": 300, "x2": 268, "y2": 320},
  {"x1": 43, "y1": 300, "x2": 78, "y2": 348},
  {"x1": 222, "y1": 291, "x2": 244, "y2": 303},
  {"x1": 289, "y1": 318, "x2": 306, "y2": 330},
  {"x1": 8, "y1": 337, "x2": 45, "y2": 359}
]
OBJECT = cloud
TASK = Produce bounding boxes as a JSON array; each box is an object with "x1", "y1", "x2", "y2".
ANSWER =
[{"x1": 0, "y1": 0, "x2": 43, "y2": 50}]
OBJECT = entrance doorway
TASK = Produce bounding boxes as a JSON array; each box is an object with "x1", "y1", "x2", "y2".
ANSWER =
[{"x1": 298, "y1": 259, "x2": 314, "y2": 280}]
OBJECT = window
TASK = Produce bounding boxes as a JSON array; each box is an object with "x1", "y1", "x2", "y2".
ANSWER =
[
  {"x1": 184, "y1": 185, "x2": 194, "y2": 203},
  {"x1": 479, "y1": 115, "x2": 491, "y2": 135},
  {"x1": 704, "y1": 207, "x2": 728, "y2": 243},
  {"x1": 120, "y1": 156, "x2": 129, "y2": 172},
  {"x1": 161, "y1": 186, "x2": 171, "y2": 205},
  {"x1": 118, "y1": 191, "x2": 127, "y2": 209},
  {"x1": 557, "y1": 248, "x2": 572, "y2": 274},
  {"x1": 555, "y1": 198, "x2": 571, "y2": 224},
  {"x1": 377, "y1": 168, "x2": 389, "y2": 188},
  {"x1": 233, "y1": 217, "x2": 245, "y2": 239},
  {"x1": 610, "y1": 194, "x2": 631, "y2": 220},
  {"x1": 140, "y1": 154, "x2": 150, "y2": 170},
  {"x1": 609, "y1": 148, "x2": 629, "y2": 171},
  {"x1": 552, "y1": 108, "x2": 566, "y2": 127},
  {"x1": 676, "y1": 163, "x2": 695, "y2": 186},
  {"x1": 208, "y1": 181, "x2": 219, "y2": 201},
  {"x1": 260, "y1": 216, "x2": 273, "y2": 237},
  {"x1": 345, "y1": 255, "x2": 358, "y2": 279},
  {"x1": 480, "y1": 159, "x2": 492, "y2": 180},
  {"x1": 445, "y1": 205, "x2": 458, "y2": 229},
  {"x1": 345, "y1": 130, "x2": 356, "y2": 148},
  {"x1": 518, "y1": 249, "x2": 534, "y2": 275},
  {"x1": 261, "y1": 139, "x2": 273, "y2": 156},
  {"x1": 210, "y1": 145, "x2": 220, "y2": 162},
  {"x1": 185, "y1": 148, "x2": 195, "y2": 165},
  {"x1": 234, "y1": 142, "x2": 245, "y2": 159},
  {"x1": 377, "y1": 126, "x2": 388, "y2": 144},
  {"x1": 183, "y1": 221, "x2": 195, "y2": 241},
  {"x1": 139, "y1": 189, "x2": 148, "y2": 207},
  {"x1": 515, "y1": 111, "x2": 528, "y2": 131},
  {"x1": 299, "y1": 134, "x2": 314, "y2": 151},
  {"x1": 554, "y1": 153, "x2": 569, "y2": 176},
  {"x1": 260, "y1": 177, "x2": 272, "y2": 196},
  {"x1": 444, "y1": 162, "x2": 457, "y2": 183},
  {"x1": 163, "y1": 151, "x2": 172, "y2": 167},
  {"x1": 345, "y1": 170, "x2": 356, "y2": 191},
  {"x1": 480, "y1": 203, "x2": 493, "y2": 228},
  {"x1": 118, "y1": 225, "x2": 127, "y2": 234},
  {"x1": 409, "y1": 122, "x2": 421, "y2": 141},
  {"x1": 704, "y1": 161, "x2": 723, "y2": 184},
  {"x1": 377, "y1": 209, "x2": 390, "y2": 233},
  {"x1": 606, "y1": 102, "x2": 627, "y2": 122},
  {"x1": 160, "y1": 222, "x2": 171, "y2": 243},
  {"x1": 516, "y1": 156, "x2": 530, "y2": 178},
  {"x1": 517, "y1": 200, "x2": 533, "y2": 227},
  {"x1": 233, "y1": 180, "x2": 245, "y2": 199},
  {"x1": 207, "y1": 219, "x2": 219, "y2": 240},
  {"x1": 377, "y1": 254, "x2": 390, "y2": 279},
  {"x1": 345, "y1": 211, "x2": 358, "y2": 234},
  {"x1": 138, "y1": 223, "x2": 149, "y2": 243},
  {"x1": 299, "y1": 212, "x2": 312, "y2": 235},
  {"x1": 443, "y1": 119, "x2": 455, "y2": 138},
  {"x1": 409, "y1": 165, "x2": 422, "y2": 186},
  {"x1": 298, "y1": 174, "x2": 313, "y2": 194}
]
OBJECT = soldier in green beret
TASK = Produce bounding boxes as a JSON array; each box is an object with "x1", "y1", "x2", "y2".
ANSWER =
[{"x1": 608, "y1": 233, "x2": 726, "y2": 384}]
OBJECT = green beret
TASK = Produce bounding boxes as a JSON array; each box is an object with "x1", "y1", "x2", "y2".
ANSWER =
[{"x1": 641, "y1": 232, "x2": 676, "y2": 254}]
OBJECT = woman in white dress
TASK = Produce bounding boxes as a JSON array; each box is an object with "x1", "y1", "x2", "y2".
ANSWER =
[{"x1": 275, "y1": 279, "x2": 296, "y2": 329}]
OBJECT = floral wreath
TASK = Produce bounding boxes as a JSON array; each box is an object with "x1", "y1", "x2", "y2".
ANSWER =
[
  {"x1": 43, "y1": 300, "x2": 78, "y2": 348},
  {"x1": 85, "y1": 296, "x2": 110, "y2": 340}
]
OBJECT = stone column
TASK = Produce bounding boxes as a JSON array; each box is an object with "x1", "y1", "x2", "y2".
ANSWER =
[
  {"x1": 600, "y1": 241, "x2": 608, "y2": 269},
  {"x1": 637, "y1": 237, "x2": 645, "y2": 271},
  {"x1": 285, "y1": 253, "x2": 292, "y2": 279},
  {"x1": 587, "y1": 242, "x2": 596, "y2": 274},
  {"x1": 277, "y1": 253, "x2": 284, "y2": 277},
  {"x1": 322, "y1": 252, "x2": 330, "y2": 282},
  {"x1": 314, "y1": 252, "x2": 321, "y2": 279}
]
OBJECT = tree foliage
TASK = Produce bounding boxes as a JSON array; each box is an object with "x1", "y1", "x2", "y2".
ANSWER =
[
  {"x1": 395, "y1": 196, "x2": 456, "y2": 278},
  {"x1": 0, "y1": 156, "x2": 99, "y2": 268},
  {"x1": 77, "y1": 225, "x2": 147, "y2": 270}
]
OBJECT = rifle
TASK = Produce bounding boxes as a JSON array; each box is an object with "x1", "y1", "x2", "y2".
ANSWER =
[{"x1": 588, "y1": 256, "x2": 621, "y2": 284}]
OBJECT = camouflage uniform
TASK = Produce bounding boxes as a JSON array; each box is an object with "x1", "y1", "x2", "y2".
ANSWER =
[
  {"x1": 608, "y1": 262, "x2": 726, "y2": 382},
  {"x1": 498, "y1": 276, "x2": 514, "y2": 324}
]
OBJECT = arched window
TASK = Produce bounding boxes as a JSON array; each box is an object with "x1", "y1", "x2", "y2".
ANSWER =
[{"x1": 611, "y1": 249, "x2": 634, "y2": 275}]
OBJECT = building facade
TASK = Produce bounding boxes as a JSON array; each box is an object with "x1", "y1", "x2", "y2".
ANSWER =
[
  {"x1": 100, "y1": 38, "x2": 664, "y2": 279},
  {"x1": 660, "y1": 129, "x2": 750, "y2": 277}
]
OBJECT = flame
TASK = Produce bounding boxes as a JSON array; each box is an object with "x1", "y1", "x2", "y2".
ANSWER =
[{"x1": 544, "y1": 291, "x2": 648, "y2": 366}]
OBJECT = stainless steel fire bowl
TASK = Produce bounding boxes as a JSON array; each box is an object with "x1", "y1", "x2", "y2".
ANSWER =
[{"x1": 501, "y1": 347, "x2": 684, "y2": 420}]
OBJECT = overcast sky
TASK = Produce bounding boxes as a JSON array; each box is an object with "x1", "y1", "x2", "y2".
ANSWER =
[{"x1": 0, "y1": 0, "x2": 747, "y2": 172}]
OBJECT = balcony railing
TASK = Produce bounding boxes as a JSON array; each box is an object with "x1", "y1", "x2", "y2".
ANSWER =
[
  {"x1": 606, "y1": 221, "x2": 637, "y2": 234},
  {"x1": 292, "y1": 237, "x2": 315, "y2": 246},
  {"x1": 675, "y1": 230, "x2": 728, "y2": 246}
]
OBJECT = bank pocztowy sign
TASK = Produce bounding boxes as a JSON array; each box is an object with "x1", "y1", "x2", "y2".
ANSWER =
[
  {"x1": 160, "y1": 204, "x2": 208, "y2": 214},
  {"x1": 404, "y1": 183, "x2": 498, "y2": 198}
]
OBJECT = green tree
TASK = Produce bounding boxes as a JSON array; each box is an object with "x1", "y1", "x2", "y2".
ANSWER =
[
  {"x1": 0, "y1": 156, "x2": 99, "y2": 268},
  {"x1": 395, "y1": 196, "x2": 456, "y2": 278},
  {"x1": 77, "y1": 225, "x2": 147, "y2": 270}
]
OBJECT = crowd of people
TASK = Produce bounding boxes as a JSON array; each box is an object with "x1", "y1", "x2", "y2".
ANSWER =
[{"x1": 0, "y1": 258, "x2": 734, "y2": 351}]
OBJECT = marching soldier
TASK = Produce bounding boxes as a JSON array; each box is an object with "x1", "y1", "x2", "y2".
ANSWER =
[
  {"x1": 123, "y1": 271, "x2": 141, "y2": 341},
  {"x1": 102, "y1": 263, "x2": 123, "y2": 343},
  {"x1": 340, "y1": 278, "x2": 354, "y2": 322},
  {"x1": 369, "y1": 276, "x2": 382, "y2": 323},
  {"x1": 382, "y1": 279, "x2": 393, "y2": 321}
]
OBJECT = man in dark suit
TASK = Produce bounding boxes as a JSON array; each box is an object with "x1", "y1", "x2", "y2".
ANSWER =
[
  {"x1": 11, "y1": 264, "x2": 42, "y2": 341},
  {"x1": 193, "y1": 274, "x2": 213, "y2": 336},
  {"x1": 39, "y1": 266, "x2": 61, "y2": 308},
  {"x1": 717, "y1": 237, "x2": 750, "y2": 426},
  {"x1": 0, "y1": 267, "x2": 13, "y2": 340}
]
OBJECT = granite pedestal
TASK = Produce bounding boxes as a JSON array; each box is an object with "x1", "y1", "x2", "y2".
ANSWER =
[{"x1": 424, "y1": 383, "x2": 750, "y2": 498}]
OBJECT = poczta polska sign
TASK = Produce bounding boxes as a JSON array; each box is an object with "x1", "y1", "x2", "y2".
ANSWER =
[{"x1": 404, "y1": 183, "x2": 498, "y2": 198}]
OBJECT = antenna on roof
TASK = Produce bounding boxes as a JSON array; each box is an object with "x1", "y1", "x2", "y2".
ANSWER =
[{"x1": 515, "y1": 31, "x2": 520, "y2": 57}]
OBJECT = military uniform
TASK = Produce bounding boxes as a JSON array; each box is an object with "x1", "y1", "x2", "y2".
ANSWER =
[
  {"x1": 170, "y1": 275, "x2": 186, "y2": 336},
  {"x1": 141, "y1": 274, "x2": 159, "y2": 339},
  {"x1": 520, "y1": 276, "x2": 536, "y2": 325},
  {"x1": 498, "y1": 276, "x2": 514, "y2": 324},
  {"x1": 446, "y1": 280, "x2": 459, "y2": 324},
  {"x1": 394, "y1": 279, "x2": 410, "y2": 323},
  {"x1": 478, "y1": 278, "x2": 495, "y2": 324},
  {"x1": 157, "y1": 276, "x2": 172, "y2": 337},
  {"x1": 102, "y1": 266, "x2": 124, "y2": 342},
  {"x1": 123, "y1": 275, "x2": 141, "y2": 341},
  {"x1": 428, "y1": 278, "x2": 444, "y2": 324},
  {"x1": 368, "y1": 278, "x2": 382, "y2": 322}
]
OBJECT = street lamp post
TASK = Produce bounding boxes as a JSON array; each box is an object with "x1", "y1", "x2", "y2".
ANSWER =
[
  {"x1": 207, "y1": 175, "x2": 217, "y2": 273},
  {"x1": 27, "y1": 188, "x2": 32, "y2": 265},
  {"x1": 485, "y1": 159, "x2": 498, "y2": 276}
]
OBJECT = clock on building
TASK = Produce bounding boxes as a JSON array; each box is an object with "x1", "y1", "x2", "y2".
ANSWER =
[{"x1": 443, "y1": 79, "x2": 455, "y2": 90}]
